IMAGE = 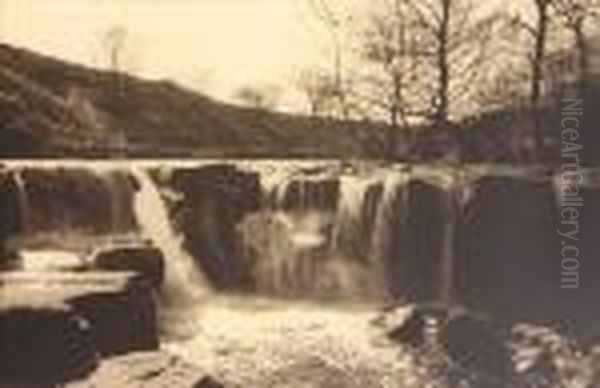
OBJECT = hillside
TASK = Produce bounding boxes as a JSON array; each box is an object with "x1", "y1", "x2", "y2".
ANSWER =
[
  {"x1": 0, "y1": 44, "x2": 387, "y2": 159},
  {"x1": 1, "y1": 43, "x2": 598, "y2": 164}
]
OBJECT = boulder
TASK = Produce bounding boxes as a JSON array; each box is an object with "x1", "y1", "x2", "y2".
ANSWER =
[
  {"x1": 380, "y1": 305, "x2": 515, "y2": 386},
  {"x1": 511, "y1": 323, "x2": 574, "y2": 387},
  {"x1": 66, "y1": 274, "x2": 159, "y2": 356},
  {"x1": 0, "y1": 272, "x2": 159, "y2": 358},
  {"x1": 379, "y1": 305, "x2": 435, "y2": 348},
  {"x1": 171, "y1": 164, "x2": 261, "y2": 290},
  {"x1": 0, "y1": 303, "x2": 98, "y2": 385},
  {"x1": 90, "y1": 244, "x2": 165, "y2": 288},
  {"x1": 439, "y1": 313, "x2": 513, "y2": 386}
]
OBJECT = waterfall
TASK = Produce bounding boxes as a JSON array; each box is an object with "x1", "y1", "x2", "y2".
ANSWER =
[
  {"x1": 243, "y1": 167, "x2": 403, "y2": 300},
  {"x1": 95, "y1": 170, "x2": 133, "y2": 233},
  {"x1": 131, "y1": 167, "x2": 207, "y2": 307},
  {"x1": 330, "y1": 175, "x2": 380, "y2": 260},
  {"x1": 369, "y1": 169, "x2": 410, "y2": 264}
]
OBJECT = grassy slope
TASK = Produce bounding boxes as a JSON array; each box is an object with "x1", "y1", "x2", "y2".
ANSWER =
[{"x1": 0, "y1": 44, "x2": 386, "y2": 159}]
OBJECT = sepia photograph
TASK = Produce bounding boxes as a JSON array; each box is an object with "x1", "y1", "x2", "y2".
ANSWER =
[{"x1": 0, "y1": 0, "x2": 599, "y2": 387}]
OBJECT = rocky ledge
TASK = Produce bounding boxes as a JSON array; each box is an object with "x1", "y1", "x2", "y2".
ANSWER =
[{"x1": 0, "y1": 271, "x2": 159, "y2": 385}]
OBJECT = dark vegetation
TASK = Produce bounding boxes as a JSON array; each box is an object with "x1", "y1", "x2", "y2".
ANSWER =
[{"x1": 1, "y1": 42, "x2": 598, "y2": 163}]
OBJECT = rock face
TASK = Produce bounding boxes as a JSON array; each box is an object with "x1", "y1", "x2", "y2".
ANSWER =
[
  {"x1": 20, "y1": 168, "x2": 138, "y2": 235},
  {"x1": 0, "y1": 169, "x2": 23, "y2": 269},
  {"x1": 455, "y1": 175, "x2": 560, "y2": 322},
  {"x1": 0, "y1": 304, "x2": 98, "y2": 385},
  {"x1": 171, "y1": 165, "x2": 261, "y2": 290},
  {"x1": 380, "y1": 305, "x2": 515, "y2": 387},
  {"x1": 91, "y1": 244, "x2": 165, "y2": 288},
  {"x1": 383, "y1": 179, "x2": 449, "y2": 301},
  {"x1": 567, "y1": 178, "x2": 600, "y2": 338},
  {"x1": 275, "y1": 177, "x2": 340, "y2": 211}
]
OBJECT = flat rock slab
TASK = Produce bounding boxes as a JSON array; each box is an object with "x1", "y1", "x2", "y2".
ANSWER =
[
  {"x1": 67, "y1": 351, "x2": 224, "y2": 388},
  {"x1": 0, "y1": 304, "x2": 97, "y2": 385},
  {"x1": 0, "y1": 271, "x2": 159, "y2": 357}
]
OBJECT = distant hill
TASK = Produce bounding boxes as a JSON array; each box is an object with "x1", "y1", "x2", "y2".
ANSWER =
[
  {"x1": 0, "y1": 43, "x2": 598, "y2": 164},
  {"x1": 0, "y1": 43, "x2": 388, "y2": 159}
]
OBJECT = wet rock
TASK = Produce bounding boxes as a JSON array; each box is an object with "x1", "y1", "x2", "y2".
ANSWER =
[
  {"x1": 455, "y1": 175, "x2": 560, "y2": 322},
  {"x1": 21, "y1": 250, "x2": 86, "y2": 272},
  {"x1": 91, "y1": 244, "x2": 165, "y2": 288},
  {"x1": 440, "y1": 313, "x2": 513, "y2": 386},
  {"x1": 0, "y1": 170, "x2": 22, "y2": 236},
  {"x1": 511, "y1": 323, "x2": 575, "y2": 387},
  {"x1": 381, "y1": 306, "x2": 430, "y2": 348},
  {"x1": 382, "y1": 178, "x2": 449, "y2": 301},
  {"x1": 0, "y1": 169, "x2": 23, "y2": 269},
  {"x1": 0, "y1": 272, "x2": 159, "y2": 358},
  {"x1": 0, "y1": 304, "x2": 98, "y2": 385},
  {"x1": 563, "y1": 176, "x2": 600, "y2": 339},
  {"x1": 0, "y1": 251, "x2": 22, "y2": 271},
  {"x1": 171, "y1": 164, "x2": 261, "y2": 290},
  {"x1": 20, "y1": 168, "x2": 137, "y2": 235},
  {"x1": 66, "y1": 274, "x2": 159, "y2": 356},
  {"x1": 276, "y1": 177, "x2": 340, "y2": 211},
  {"x1": 67, "y1": 351, "x2": 224, "y2": 388},
  {"x1": 581, "y1": 90, "x2": 600, "y2": 166}
]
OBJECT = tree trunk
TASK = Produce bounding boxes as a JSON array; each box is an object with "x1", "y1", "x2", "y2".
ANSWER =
[
  {"x1": 436, "y1": 0, "x2": 451, "y2": 127},
  {"x1": 529, "y1": 0, "x2": 550, "y2": 162}
]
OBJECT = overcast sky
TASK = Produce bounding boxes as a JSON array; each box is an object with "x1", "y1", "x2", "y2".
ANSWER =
[
  {"x1": 0, "y1": 0, "x2": 534, "y2": 112},
  {"x1": 0, "y1": 0, "x2": 377, "y2": 111}
]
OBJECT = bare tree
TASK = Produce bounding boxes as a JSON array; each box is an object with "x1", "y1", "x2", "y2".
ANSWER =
[
  {"x1": 307, "y1": 0, "x2": 351, "y2": 119},
  {"x1": 360, "y1": 0, "x2": 504, "y2": 158},
  {"x1": 297, "y1": 70, "x2": 342, "y2": 117},
  {"x1": 509, "y1": 0, "x2": 560, "y2": 159},
  {"x1": 101, "y1": 25, "x2": 130, "y2": 152},
  {"x1": 103, "y1": 25, "x2": 128, "y2": 74},
  {"x1": 553, "y1": 0, "x2": 600, "y2": 92},
  {"x1": 234, "y1": 85, "x2": 279, "y2": 110},
  {"x1": 360, "y1": 0, "x2": 418, "y2": 158},
  {"x1": 531, "y1": 1, "x2": 554, "y2": 110}
]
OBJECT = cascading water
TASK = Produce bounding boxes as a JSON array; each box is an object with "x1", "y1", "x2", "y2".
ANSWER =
[
  {"x1": 368, "y1": 169, "x2": 410, "y2": 266},
  {"x1": 241, "y1": 165, "x2": 414, "y2": 300},
  {"x1": 131, "y1": 167, "x2": 207, "y2": 309},
  {"x1": 96, "y1": 170, "x2": 134, "y2": 233}
]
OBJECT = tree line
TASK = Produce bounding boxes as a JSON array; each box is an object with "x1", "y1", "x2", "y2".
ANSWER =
[{"x1": 297, "y1": 0, "x2": 599, "y2": 161}]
